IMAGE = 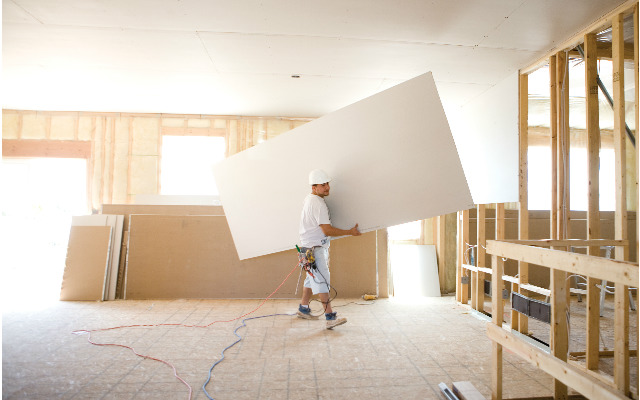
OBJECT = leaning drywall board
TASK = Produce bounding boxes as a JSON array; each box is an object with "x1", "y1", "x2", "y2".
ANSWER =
[
  {"x1": 60, "y1": 225, "x2": 112, "y2": 301},
  {"x1": 389, "y1": 244, "x2": 441, "y2": 297},
  {"x1": 214, "y1": 72, "x2": 474, "y2": 260},
  {"x1": 71, "y1": 214, "x2": 124, "y2": 300}
]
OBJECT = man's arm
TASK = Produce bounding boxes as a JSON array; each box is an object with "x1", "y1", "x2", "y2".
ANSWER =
[{"x1": 319, "y1": 223, "x2": 361, "y2": 237}]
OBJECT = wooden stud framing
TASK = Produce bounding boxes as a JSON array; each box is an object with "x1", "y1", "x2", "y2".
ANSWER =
[
  {"x1": 486, "y1": 241, "x2": 638, "y2": 287},
  {"x1": 612, "y1": 13, "x2": 630, "y2": 395},
  {"x1": 517, "y1": 72, "x2": 529, "y2": 333},
  {"x1": 550, "y1": 258, "x2": 569, "y2": 399},
  {"x1": 585, "y1": 31, "x2": 602, "y2": 371},
  {"x1": 487, "y1": 324, "x2": 628, "y2": 400},
  {"x1": 456, "y1": 212, "x2": 462, "y2": 303}
]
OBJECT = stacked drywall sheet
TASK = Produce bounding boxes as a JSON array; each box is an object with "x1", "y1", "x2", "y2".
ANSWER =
[
  {"x1": 60, "y1": 225, "x2": 112, "y2": 301},
  {"x1": 65, "y1": 215, "x2": 125, "y2": 300},
  {"x1": 124, "y1": 214, "x2": 379, "y2": 299},
  {"x1": 101, "y1": 204, "x2": 226, "y2": 298}
]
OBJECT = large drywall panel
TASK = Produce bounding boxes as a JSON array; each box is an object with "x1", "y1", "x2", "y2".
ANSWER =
[
  {"x1": 124, "y1": 215, "x2": 379, "y2": 299},
  {"x1": 448, "y1": 72, "x2": 519, "y2": 204},
  {"x1": 60, "y1": 225, "x2": 112, "y2": 301},
  {"x1": 214, "y1": 72, "x2": 474, "y2": 260}
]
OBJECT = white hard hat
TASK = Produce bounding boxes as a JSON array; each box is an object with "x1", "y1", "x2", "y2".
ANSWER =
[{"x1": 309, "y1": 169, "x2": 331, "y2": 185}]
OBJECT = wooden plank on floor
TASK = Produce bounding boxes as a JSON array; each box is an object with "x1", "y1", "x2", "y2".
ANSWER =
[{"x1": 453, "y1": 381, "x2": 487, "y2": 400}]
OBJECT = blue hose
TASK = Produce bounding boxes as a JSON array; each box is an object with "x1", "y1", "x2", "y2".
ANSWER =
[{"x1": 202, "y1": 313, "x2": 293, "y2": 400}]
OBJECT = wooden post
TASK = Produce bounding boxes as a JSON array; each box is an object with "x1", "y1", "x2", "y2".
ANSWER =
[
  {"x1": 516, "y1": 72, "x2": 529, "y2": 333},
  {"x1": 556, "y1": 50, "x2": 570, "y2": 242},
  {"x1": 584, "y1": 32, "x2": 601, "y2": 371},
  {"x1": 549, "y1": 55, "x2": 558, "y2": 240},
  {"x1": 476, "y1": 204, "x2": 487, "y2": 312},
  {"x1": 491, "y1": 254, "x2": 504, "y2": 400},
  {"x1": 550, "y1": 258, "x2": 569, "y2": 400},
  {"x1": 612, "y1": 13, "x2": 630, "y2": 395},
  {"x1": 461, "y1": 209, "x2": 470, "y2": 305}
]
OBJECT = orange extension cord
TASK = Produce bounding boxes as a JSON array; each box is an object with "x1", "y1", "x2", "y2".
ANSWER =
[{"x1": 72, "y1": 262, "x2": 300, "y2": 400}]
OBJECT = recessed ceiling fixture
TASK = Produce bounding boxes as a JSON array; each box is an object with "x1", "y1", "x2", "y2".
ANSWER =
[{"x1": 291, "y1": 74, "x2": 301, "y2": 78}]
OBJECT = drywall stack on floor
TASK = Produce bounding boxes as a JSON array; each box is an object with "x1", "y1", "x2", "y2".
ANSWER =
[
  {"x1": 100, "y1": 204, "x2": 225, "y2": 298},
  {"x1": 70, "y1": 215, "x2": 124, "y2": 300},
  {"x1": 124, "y1": 214, "x2": 381, "y2": 299},
  {"x1": 60, "y1": 225, "x2": 112, "y2": 301}
]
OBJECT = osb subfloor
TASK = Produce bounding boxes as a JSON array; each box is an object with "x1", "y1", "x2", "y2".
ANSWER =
[{"x1": 2, "y1": 296, "x2": 636, "y2": 400}]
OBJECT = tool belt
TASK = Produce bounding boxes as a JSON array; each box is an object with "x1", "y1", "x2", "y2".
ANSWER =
[{"x1": 297, "y1": 246, "x2": 318, "y2": 273}]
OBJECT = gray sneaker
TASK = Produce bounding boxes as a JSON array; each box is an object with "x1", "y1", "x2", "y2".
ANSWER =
[
  {"x1": 325, "y1": 312, "x2": 347, "y2": 329},
  {"x1": 296, "y1": 304, "x2": 319, "y2": 320}
]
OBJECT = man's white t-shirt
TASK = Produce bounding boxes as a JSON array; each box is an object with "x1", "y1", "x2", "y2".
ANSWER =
[{"x1": 299, "y1": 194, "x2": 331, "y2": 248}]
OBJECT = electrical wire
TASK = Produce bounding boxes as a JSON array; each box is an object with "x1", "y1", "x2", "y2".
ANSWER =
[
  {"x1": 71, "y1": 262, "x2": 300, "y2": 400},
  {"x1": 201, "y1": 313, "x2": 292, "y2": 400}
]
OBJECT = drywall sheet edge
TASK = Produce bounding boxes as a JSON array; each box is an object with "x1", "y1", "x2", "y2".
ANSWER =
[
  {"x1": 214, "y1": 72, "x2": 474, "y2": 260},
  {"x1": 60, "y1": 225, "x2": 112, "y2": 301},
  {"x1": 448, "y1": 72, "x2": 519, "y2": 204},
  {"x1": 72, "y1": 214, "x2": 124, "y2": 300}
]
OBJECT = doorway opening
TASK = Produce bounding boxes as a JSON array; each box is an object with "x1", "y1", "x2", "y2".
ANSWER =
[{"x1": 1, "y1": 157, "x2": 88, "y2": 310}]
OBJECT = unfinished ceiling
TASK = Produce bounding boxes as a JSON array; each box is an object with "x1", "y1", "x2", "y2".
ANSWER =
[{"x1": 1, "y1": 0, "x2": 631, "y2": 118}]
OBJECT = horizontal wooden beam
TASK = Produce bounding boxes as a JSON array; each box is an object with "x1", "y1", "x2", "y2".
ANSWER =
[
  {"x1": 570, "y1": 350, "x2": 638, "y2": 358},
  {"x1": 501, "y1": 239, "x2": 628, "y2": 248},
  {"x1": 486, "y1": 240, "x2": 638, "y2": 286},
  {"x1": 2, "y1": 139, "x2": 91, "y2": 159},
  {"x1": 520, "y1": 283, "x2": 551, "y2": 297},
  {"x1": 487, "y1": 324, "x2": 628, "y2": 400}
]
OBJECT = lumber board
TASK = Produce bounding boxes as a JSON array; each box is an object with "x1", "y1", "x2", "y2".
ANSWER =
[
  {"x1": 613, "y1": 13, "x2": 630, "y2": 395},
  {"x1": 485, "y1": 240, "x2": 638, "y2": 287},
  {"x1": 452, "y1": 381, "x2": 487, "y2": 400},
  {"x1": 476, "y1": 204, "x2": 486, "y2": 311},
  {"x1": 486, "y1": 324, "x2": 629, "y2": 400},
  {"x1": 501, "y1": 239, "x2": 628, "y2": 247},
  {"x1": 461, "y1": 209, "x2": 470, "y2": 304},
  {"x1": 585, "y1": 31, "x2": 602, "y2": 372},
  {"x1": 517, "y1": 72, "x2": 529, "y2": 334},
  {"x1": 550, "y1": 54, "x2": 558, "y2": 241},
  {"x1": 2, "y1": 139, "x2": 91, "y2": 158}
]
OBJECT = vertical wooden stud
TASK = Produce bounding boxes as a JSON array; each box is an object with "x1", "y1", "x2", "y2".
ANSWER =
[
  {"x1": 612, "y1": 13, "x2": 630, "y2": 395},
  {"x1": 437, "y1": 215, "x2": 446, "y2": 292},
  {"x1": 550, "y1": 55, "x2": 558, "y2": 240},
  {"x1": 462, "y1": 209, "x2": 470, "y2": 305},
  {"x1": 516, "y1": 72, "x2": 529, "y2": 333},
  {"x1": 126, "y1": 117, "x2": 134, "y2": 204},
  {"x1": 550, "y1": 260, "x2": 569, "y2": 400},
  {"x1": 556, "y1": 51, "x2": 570, "y2": 241},
  {"x1": 456, "y1": 212, "x2": 462, "y2": 302},
  {"x1": 491, "y1": 254, "x2": 504, "y2": 400},
  {"x1": 476, "y1": 204, "x2": 486, "y2": 312},
  {"x1": 585, "y1": 32, "x2": 601, "y2": 371}
]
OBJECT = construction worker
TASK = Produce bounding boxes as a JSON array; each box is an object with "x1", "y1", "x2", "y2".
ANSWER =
[{"x1": 297, "y1": 169, "x2": 361, "y2": 329}]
